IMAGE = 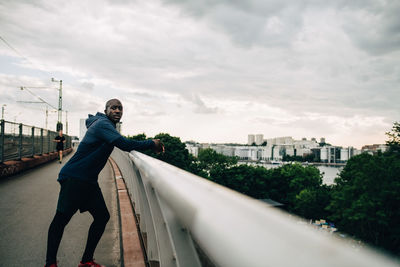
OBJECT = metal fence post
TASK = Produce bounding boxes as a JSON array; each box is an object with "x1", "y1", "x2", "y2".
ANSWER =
[
  {"x1": 0, "y1": 120, "x2": 4, "y2": 163},
  {"x1": 40, "y1": 128, "x2": 43, "y2": 155},
  {"x1": 31, "y1": 126, "x2": 35, "y2": 157},
  {"x1": 47, "y1": 131, "x2": 50, "y2": 153},
  {"x1": 18, "y1": 124, "x2": 22, "y2": 160}
]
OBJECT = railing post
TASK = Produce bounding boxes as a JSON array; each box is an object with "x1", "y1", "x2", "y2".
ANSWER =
[
  {"x1": 40, "y1": 128, "x2": 43, "y2": 155},
  {"x1": 47, "y1": 131, "x2": 50, "y2": 153},
  {"x1": 0, "y1": 120, "x2": 4, "y2": 163},
  {"x1": 18, "y1": 124, "x2": 22, "y2": 160},
  {"x1": 31, "y1": 126, "x2": 35, "y2": 157}
]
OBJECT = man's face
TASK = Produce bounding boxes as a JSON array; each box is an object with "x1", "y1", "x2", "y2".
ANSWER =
[{"x1": 105, "y1": 100, "x2": 123, "y2": 123}]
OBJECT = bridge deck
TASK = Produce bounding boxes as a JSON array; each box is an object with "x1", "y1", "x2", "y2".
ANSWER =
[{"x1": 0, "y1": 152, "x2": 121, "y2": 266}]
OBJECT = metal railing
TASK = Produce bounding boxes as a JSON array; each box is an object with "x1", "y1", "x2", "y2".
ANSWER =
[
  {"x1": 0, "y1": 120, "x2": 72, "y2": 163},
  {"x1": 111, "y1": 148, "x2": 399, "y2": 267}
]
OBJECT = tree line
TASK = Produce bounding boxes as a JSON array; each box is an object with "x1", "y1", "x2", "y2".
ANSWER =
[{"x1": 127, "y1": 122, "x2": 400, "y2": 257}]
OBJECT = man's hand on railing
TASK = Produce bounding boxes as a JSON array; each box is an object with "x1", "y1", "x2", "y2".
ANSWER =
[{"x1": 152, "y1": 139, "x2": 165, "y2": 154}]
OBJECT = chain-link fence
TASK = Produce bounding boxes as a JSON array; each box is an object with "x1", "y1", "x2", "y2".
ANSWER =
[{"x1": 0, "y1": 120, "x2": 72, "y2": 163}]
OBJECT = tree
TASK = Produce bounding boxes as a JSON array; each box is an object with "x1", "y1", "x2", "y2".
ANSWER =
[
  {"x1": 386, "y1": 121, "x2": 400, "y2": 153},
  {"x1": 294, "y1": 185, "x2": 332, "y2": 219},
  {"x1": 197, "y1": 148, "x2": 237, "y2": 171},
  {"x1": 327, "y1": 153, "x2": 400, "y2": 255},
  {"x1": 127, "y1": 133, "x2": 196, "y2": 172},
  {"x1": 273, "y1": 163, "x2": 323, "y2": 212},
  {"x1": 209, "y1": 165, "x2": 270, "y2": 199},
  {"x1": 126, "y1": 133, "x2": 147, "y2": 141}
]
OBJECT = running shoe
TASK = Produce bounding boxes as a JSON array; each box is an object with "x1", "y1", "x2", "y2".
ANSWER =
[{"x1": 78, "y1": 259, "x2": 105, "y2": 267}]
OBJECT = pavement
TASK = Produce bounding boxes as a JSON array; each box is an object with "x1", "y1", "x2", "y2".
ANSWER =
[{"x1": 0, "y1": 151, "x2": 121, "y2": 267}]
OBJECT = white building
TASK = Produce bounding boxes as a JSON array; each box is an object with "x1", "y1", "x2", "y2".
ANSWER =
[
  {"x1": 186, "y1": 144, "x2": 199, "y2": 157},
  {"x1": 261, "y1": 146, "x2": 273, "y2": 161},
  {"x1": 79, "y1": 118, "x2": 87, "y2": 141},
  {"x1": 248, "y1": 134, "x2": 255, "y2": 145},
  {"x1": 221, "y1": 146, "x2": 235, "y2": 157},
  {"x1": 340, "y1": 147, "x2": 353, "y2": 162},
  {"x1": 255, "y1": 134, "x2": 264, "y2": 145},
  {"x1": 235, "y1": 147, "x2": 250, "y2": 160},
  {"x1": 266, "y1": 136, "x2": 294, "y2": 145},
  {"x1": 320, "y1": 146, "x2": 341, "y2": 163},
  {"x1": 286, "y1": 147, "x2": 295, "y2": 157},
  {"x1": 273, "y1": 146, "x2": 284, "y2": 160}
]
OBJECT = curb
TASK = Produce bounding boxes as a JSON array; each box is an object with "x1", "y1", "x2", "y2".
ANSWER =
[
  {"x1": 109, "y1": 157, "x2": 146, "y2": 267},
  {"x1": 0, "y1": 148, "x2": 73, "y2": 178}
]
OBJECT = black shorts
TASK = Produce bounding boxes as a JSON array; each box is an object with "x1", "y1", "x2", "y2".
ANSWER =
[
  {"x1": 56, "y1": 146, "x2": 64, "y2": 151},
  {"x1": 56, "y1": 178, "x2": 106, "y2": 214}
]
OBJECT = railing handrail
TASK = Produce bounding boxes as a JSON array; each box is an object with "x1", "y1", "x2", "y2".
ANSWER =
[
  {"x1": 114, "y1": 149, "x2": 399, "y2": 267},
  {"x1": 0, "y1": 119, "x2": 72, "y2": 162}
]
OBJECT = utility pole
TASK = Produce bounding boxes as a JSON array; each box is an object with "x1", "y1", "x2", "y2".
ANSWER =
[
  {"x1": 45, "y1": 105, "x2": 48, "y2": 129},
  {"x1": 1, "y1": 104, "x2": 6, "y2": 120},
  {"x1": 51, "y1": 78, "x2": 63, "y2": 131},
  {"x1": 65, "y1": 110, "x2": 68, "y2": 134}
]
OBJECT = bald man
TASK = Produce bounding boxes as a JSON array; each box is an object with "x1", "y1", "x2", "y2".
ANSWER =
[{"x1": 45, "y1": 99, "x2": 164, "y2": 267}]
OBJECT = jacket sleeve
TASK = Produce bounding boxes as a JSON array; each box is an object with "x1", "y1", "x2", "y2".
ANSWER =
[
  {"x1": 95, "y1": 120, "x2": 122, "y2": 144},
  {"x1": 112, "y1": 136, "x2": 155, "y2": 152}
]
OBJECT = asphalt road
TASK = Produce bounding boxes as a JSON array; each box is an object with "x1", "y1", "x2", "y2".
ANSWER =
[{"x1": 0, "y1": 151, "x2": 121, "y2": 267}]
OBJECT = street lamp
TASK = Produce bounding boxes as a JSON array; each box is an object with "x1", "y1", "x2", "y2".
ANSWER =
[
  {"x1": 1, "y1": 104, "x2": 6, "y2": 120},
  {"x1": 51, "y1": 78, "x2": 63, "y2": 131}
]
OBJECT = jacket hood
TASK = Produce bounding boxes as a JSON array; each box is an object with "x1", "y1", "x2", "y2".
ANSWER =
[{"x1": 86, "y1": 112, "x2": 110, "y2": 129}]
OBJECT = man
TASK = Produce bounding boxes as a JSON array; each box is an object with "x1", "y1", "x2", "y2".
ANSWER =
[
  {"x1": 54, "y1": 130, "x2": 66, "y2": 163},
  {"x1": 45, "y1": 99, "x2": 164, "y2": 267}
]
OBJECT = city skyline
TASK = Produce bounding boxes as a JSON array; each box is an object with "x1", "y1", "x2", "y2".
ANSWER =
[{"x1": 0, "y1": 1, "x2": 399, "y2": 149}]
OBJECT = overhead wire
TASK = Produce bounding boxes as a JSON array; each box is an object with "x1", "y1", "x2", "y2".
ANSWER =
[
  {"x1": 0, "y1": 35, "x2": 56, "y2": 78},
  {"x1": 0, "y1": 35, "x2": 63, "y2": 126}
]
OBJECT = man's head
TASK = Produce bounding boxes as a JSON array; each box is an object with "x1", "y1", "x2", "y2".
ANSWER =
[
  {"x1": 58, "y1": 130, "x2": 63, "y2": 136},
  {"x1": 105, "y1": 99, "x2": 123, "y2": 123}
]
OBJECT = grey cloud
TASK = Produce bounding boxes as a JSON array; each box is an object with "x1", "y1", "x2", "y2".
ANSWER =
[
  {"x1": 81, "y1": 82, "x2": 94, "y2": 91},
  {"x1": 162, "y1": 0, "x2": 303, "y2": 47},
  {"x1": 138, "y1": 111, "x2": 166, "y2": 117},
  {"x1": 1, "y1": 0, "x2": 399, "y2": 135},
  {"x1": 181, "y1": 93, "x2": 219, "y2": 114},
  {"x1": 162, "y1": 0, "x2": 400, "y2": 55},
  {"x1": 341, "y1": 2, "x2": 400, "y2": 55}
]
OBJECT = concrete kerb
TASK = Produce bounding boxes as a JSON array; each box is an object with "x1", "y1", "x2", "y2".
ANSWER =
[
  {"x1": 0, "y1": 148, "x2": 73, "y2": 179},
  {"x1": 108, "y1": 157, "x2": 147, "y2": 267}
]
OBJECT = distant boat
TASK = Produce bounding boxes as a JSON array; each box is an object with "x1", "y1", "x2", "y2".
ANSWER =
[{"x1": 270, "y1": 160, "x2": 282, "y2": 165}]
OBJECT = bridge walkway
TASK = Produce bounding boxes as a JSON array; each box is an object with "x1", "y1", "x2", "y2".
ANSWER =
[{"x1": 0, "y1": 151, "x2": 121, "y2": 267}]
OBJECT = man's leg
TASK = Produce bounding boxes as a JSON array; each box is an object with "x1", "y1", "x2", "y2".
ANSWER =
[
  {"x1": 45, "y1": 210, "x2": 75, "y2": 266},
  {"x1": 46, "y1": 178, "x2": 80, "y2": 266},
  {"x1": 81, "y1": 191, "x2": 110, "y2": 263}
]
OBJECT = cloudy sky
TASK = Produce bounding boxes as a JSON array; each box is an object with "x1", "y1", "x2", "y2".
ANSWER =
[{"x1": 0, "y1": 0, "x2": 399, "y2": 148}]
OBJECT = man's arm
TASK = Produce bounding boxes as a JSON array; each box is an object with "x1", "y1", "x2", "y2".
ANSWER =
[{"x1": 112, "y1": 136, "x2": 164, "y2": 153}]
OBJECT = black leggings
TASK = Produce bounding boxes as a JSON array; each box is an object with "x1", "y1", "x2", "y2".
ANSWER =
[{"x1": 45, "y1": 205, "x2": 110, "y2": 266}]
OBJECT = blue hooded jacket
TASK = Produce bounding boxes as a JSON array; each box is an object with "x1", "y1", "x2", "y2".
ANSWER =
[{"x1": 58, "y1": 112, "x2": 154, "y2": 183}]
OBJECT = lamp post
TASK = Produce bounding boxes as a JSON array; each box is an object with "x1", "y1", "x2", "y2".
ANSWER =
[
  {"x1": 1, "y1": 104, "x2": 6, "y2": 120},
  {"x1": 51, "y1": 78, "x2": 63, "y2": 131}
]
